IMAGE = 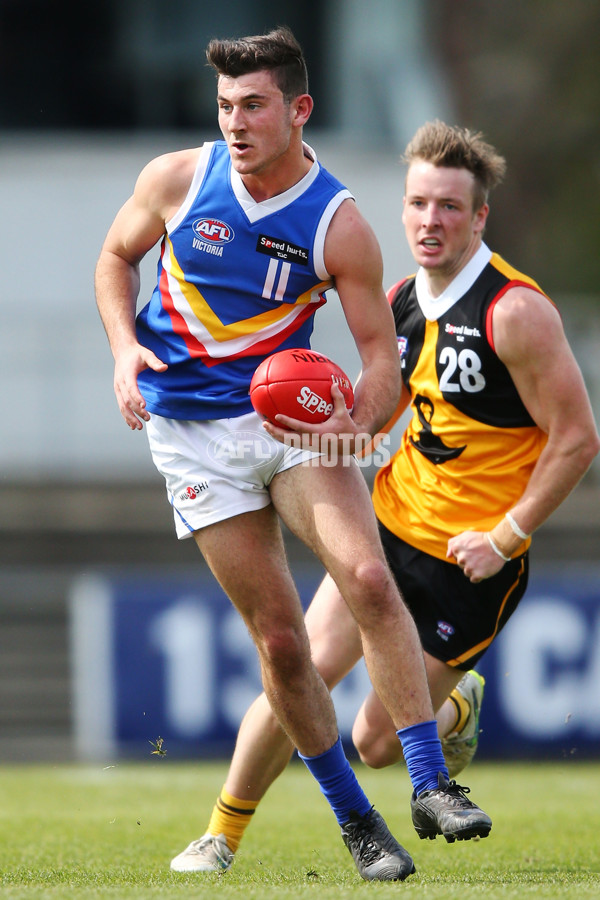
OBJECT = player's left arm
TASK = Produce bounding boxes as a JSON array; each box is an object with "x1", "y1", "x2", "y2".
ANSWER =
[
  {"x1": 323, "y1": 199, "x2": 403, "y2": 437},
  {"x1": 354, "y1": 381, "x2": 410, "y2": 459},
  {"x1": 263, "y1": 200, "x2": 402, "y2": 452},
  {"x1": 492, "y1": 286, "x2": 599, "y2": 529},
  {"x1": 353, "y1": 279, "x2": 412, "y2": 457},
  {"x1": 449, "y1": 286, "x2": 600, "y2": 581}
]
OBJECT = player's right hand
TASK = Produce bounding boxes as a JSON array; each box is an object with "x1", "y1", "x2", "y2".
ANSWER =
[
  {"x1": 263, "y1": 383, "x2": 360, "y2": 456},
  {"x1": 447, "y1": 530, "x2": 506, "y2": 583},
  {"x1": 113, "y1": 345, "x2": 167, "y2": 430}
]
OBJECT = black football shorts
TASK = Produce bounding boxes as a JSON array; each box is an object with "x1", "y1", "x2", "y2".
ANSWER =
[{"x1": 378, "y1": 521, "x2": 529, "y2": 670}]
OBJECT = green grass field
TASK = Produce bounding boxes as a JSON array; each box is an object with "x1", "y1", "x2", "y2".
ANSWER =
[{"x1": 0, "y1": 759, "x2": 598, "y2": 898}]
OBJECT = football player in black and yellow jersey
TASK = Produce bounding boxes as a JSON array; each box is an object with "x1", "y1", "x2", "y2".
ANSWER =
[{"x1": 171, "y1": 122, "x2": 599, "y2": 872}]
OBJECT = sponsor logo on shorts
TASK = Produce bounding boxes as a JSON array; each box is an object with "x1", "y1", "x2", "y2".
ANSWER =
[
  {"x1": 207, "y1": 431, "x2": 275, "y2": 469},
  {"x1": 178, "y1": 481, "x2": 209, "y2": 501},
  {"x1": 436, "y1": 620, "x2": 455, "y2": 641}
]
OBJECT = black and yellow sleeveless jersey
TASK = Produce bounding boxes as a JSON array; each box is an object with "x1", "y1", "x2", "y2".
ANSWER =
[{"x1": 372, "y1": 247, "x2": 551, "y2": 561}]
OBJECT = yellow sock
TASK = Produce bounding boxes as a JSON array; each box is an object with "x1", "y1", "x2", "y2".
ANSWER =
[
  {"x1": 207, "y1": 787, "x2": 259, "y2": 853},
  {"x1": 448, "y1": 686, "x2": 471, "y2": 735}
]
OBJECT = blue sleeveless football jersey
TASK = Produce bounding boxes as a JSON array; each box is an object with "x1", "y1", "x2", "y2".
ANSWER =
[{"x1": 136, "y1": 140, "x2": 352, "y2": 419}]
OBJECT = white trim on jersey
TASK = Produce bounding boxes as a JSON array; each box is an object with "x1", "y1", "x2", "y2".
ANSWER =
[
  {"x1": 312, "y1": 190, "x2": 353, "y2": 280},
  {"x1": 415, "y1": 242, "x2": 493, "y2": 320},
  {"x1": 231, "y1": 143, "x2": 321, "y2": 223},
  {"x1": 166, "y1": 142, "x2": 214, "y2": 233}
]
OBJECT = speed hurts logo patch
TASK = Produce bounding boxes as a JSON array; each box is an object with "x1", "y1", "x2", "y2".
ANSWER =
[{"x1": 256, "y1": 234, "x2": 309, "y2": 265}]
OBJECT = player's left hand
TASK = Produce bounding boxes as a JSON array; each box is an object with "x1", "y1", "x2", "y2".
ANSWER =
[
  {"x1": 262, "y1": 383, "x2": 364, "y2": 456},
  {"x1": 447, "y1": 530, "x2": 506, "y2": 583}
]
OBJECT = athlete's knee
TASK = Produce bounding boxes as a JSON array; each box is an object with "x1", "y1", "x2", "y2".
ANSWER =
[
  {"x1": 349, "y1": 562, "x2": 408, "y2": 636},
  {"x1": 348, "y1": 556, "x2": 396, "y2": 606},
  {"x1": 353, "y1": 726, "x2": 402, "y2": 769},
  {"x1": 254, "y1": 623, "x2": 308, "y2": 680}
]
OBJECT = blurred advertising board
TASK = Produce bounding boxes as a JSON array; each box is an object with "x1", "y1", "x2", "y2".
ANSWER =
[{"x1": 70, "y1": 565, "x2": 600, "y2": 762}]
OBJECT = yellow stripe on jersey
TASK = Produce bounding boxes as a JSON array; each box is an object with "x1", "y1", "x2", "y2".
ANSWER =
[
  {"x1": 373, "y1": 317, "x2": 547, "y2": 561},
  {"x1": 165, "y1": 237, "x2": 329, "y2": 343},
  {"x1": 410, "y1": 318, "x2": 439, "y2": 395},
  {"x1": 490, "y1": 253, "x2": 549, "y2": 297}
]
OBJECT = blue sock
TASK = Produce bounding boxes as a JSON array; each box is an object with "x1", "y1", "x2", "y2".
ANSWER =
[
  {"x1": 298, "y1": 736, "x2": 372, "y2": 825},
  {"x1": 397, "y1": 720, "x2": 449, "y2": 796}
]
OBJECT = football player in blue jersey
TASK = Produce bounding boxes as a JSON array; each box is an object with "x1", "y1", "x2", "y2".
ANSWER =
[{"x1": 96, "y1": 29, "x2": 492, "y2": 881}]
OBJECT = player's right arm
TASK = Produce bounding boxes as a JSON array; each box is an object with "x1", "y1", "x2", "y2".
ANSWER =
[{"x1": 95, "y1": 149, "x2": 198, "y2": 429}]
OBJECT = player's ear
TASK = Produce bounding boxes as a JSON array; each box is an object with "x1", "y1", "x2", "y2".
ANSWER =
[
  {"x1": 474, "y1": 203, "x2": 489, "y2": 234},
  {"x1": 292, "y1": 93, "x2": 313, "y2": 127}
]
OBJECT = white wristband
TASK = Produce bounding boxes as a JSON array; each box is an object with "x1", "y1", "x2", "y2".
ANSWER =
[
  {"x1": 486, "y1": 532, "x2": 511, "y2": 562},
  {"x1": 505, "y1": 513, "x2": 530, "y2": 541}
]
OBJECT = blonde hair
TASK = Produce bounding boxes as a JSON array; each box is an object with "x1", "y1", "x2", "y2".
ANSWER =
[{"x1": 403, "y1": 120, "x2": 506, "y2": 209}]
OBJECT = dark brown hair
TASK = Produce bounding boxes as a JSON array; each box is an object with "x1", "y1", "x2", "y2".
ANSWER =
[{"x1": 206, "y1": 26, "x2": 308, "y2": 102}]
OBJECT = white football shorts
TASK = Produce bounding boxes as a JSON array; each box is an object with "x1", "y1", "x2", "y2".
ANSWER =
[{"x1": 146, "y1": 411, "x2": 322, "y2": 539}]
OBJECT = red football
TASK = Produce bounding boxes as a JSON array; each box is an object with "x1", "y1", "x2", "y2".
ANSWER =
[{"x1": 250, "y1": 349, "x2": 354, "y2": 425}]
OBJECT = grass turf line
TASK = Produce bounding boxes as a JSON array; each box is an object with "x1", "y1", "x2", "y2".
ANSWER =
[{"x1": 0, "y1": 760, "x2": 598, "y2": 898}]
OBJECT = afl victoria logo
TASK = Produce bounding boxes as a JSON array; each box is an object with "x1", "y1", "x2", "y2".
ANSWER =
[{"x1": 192, "y1": 218, "x2": 235, "y2": 244}]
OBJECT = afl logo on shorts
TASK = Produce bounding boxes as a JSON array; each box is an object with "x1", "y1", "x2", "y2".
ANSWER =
[
  {"x1": 207, "y1": 430, "x2": 273, "y2": 469},
  {"x1": 192, "y1": 218, "x2": 235, "y2": 244},
  {"x1": 436, "y1": 620, "x2": 455, "y2": 641}
]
